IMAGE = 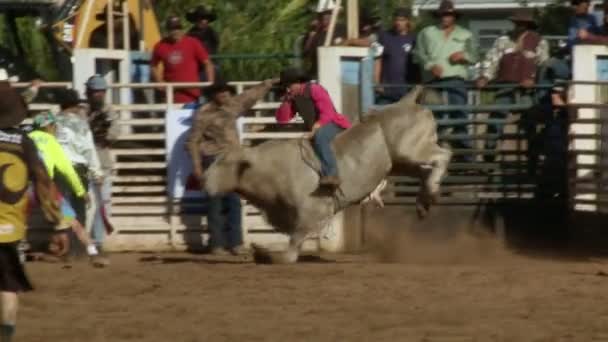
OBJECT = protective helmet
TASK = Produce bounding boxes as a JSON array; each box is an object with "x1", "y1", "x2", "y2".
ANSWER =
[{"x1": 85, "y1": 75, "x2": 108, "y2": 91}]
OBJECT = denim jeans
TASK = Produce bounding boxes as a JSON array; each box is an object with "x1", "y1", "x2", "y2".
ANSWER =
[
  {"x1": 90, "y1": 175, "x2": 112, "y2": 247},
  {"x1": 428, "y1": 78, "x2": 472, "y2": 151},
  {"x1": 203, "y1": 156, "x2": 243, "y2": 249},
  {"x1": 312, "y1": 123, "x2": 344, "y2": 177}
]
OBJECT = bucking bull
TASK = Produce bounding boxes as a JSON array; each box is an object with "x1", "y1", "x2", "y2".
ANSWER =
[{"x1": 202, "y1": 86, "x2": 452, "y2": 264}]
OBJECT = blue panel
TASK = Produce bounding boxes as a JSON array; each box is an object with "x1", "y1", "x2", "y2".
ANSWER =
[
  {"x1": 341, "y1": 59, "x2": 361, "y2": 85},
  {"x1": 596, "y1": 56, "x2": 608, "y2": 81},
  {"x1": 360, "y1": 52, "x2": 375, "y2": 115}
]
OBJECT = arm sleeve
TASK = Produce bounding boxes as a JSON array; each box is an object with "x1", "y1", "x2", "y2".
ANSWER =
[
  {"x1": 50, "y1": 139, "x2": 86, "y2": 197},
  {"x1": 186, "y1": 111, "x2": 205, "y2": 171},
  {"x1": 233, "y1": 81, "x2": 273, "y2": 115},
  {"x1": 151, "y1": 44, "x2": 161, "y2": 66},
  {"x1": 463, "y1": 32, "x2": 479, "y2": 65},
  {"x1": 21, "y1": 86, "x2": 39, "y2": 104},
  {"x1": 80, "y1": 125, "x2": 103, "y2": 180},
  {"x1": 23, "y1": 136, "x2": 61, "y2": 224},
  {"x1": 193, "y1": 39, "x2": 210, "y2": 64},
  {"x1": 481, "y1": 37, "x2": 503, "y2": 80},
  {"x1": 536, "y1": 39, "x2": 550, "y2": 67},
  {"x1": 105, "y1": 111, "x2": 121, "y2": 143},
  {"x1": 567, "y1": 20, "x2": 579, "y2": 47},
  {"x1": 413, "y1": 30, "x2": 435, "y2": 71},
  {"x1": 275, "y1": 99, "x2": 296, "y2": 123},
  {"x1": 310, "y1": 84, "x2": 337, "y2": 126}
]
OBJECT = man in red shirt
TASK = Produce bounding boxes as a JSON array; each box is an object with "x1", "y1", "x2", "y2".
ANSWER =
[{"x1": 151, "y1": 16, "x2": 215, "y2": 104}]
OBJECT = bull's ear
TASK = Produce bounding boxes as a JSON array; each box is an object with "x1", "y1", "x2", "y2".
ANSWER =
[{"x1": 237, "y1": 160, "x2": 251, "y2": 178}]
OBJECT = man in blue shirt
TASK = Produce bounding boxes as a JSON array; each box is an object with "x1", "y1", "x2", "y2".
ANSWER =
[
  {"x1": 374, "y1": 7, "x2": 418, "y2": 104},
  {"x1": 568, "y1": 0, "x2": 601, "y2": 48}
]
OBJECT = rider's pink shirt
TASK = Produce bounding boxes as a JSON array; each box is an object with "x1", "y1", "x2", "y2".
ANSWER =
[{"x1": 275, "y1": 83, "x2": 352, "y2": 129}]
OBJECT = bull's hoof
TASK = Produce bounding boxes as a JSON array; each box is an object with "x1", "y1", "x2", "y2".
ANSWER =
[
  {"x1": 416, "y1": 202, "x2": 429, "y2": 219},
  {"x1": 251, "y1": 244, "x2": 298, "y2": 264}
]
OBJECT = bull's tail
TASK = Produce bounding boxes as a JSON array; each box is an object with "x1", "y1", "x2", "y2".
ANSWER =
[{"x1": 400, "y1": 85, "x2": 444, "y2": 106}]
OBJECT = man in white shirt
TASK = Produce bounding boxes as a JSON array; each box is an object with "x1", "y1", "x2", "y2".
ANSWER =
[{"x1": 54, "y1": 89, "x2": 103, "y2": 229}]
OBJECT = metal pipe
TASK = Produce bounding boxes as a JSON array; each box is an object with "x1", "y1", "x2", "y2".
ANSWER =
[
  {"x1": 123, "y1": 0, "x2": 130, "y2": 51},
  {"x1": 107, "y1": 0, "x2": 114, "y2": 50},
  {"x1": 324, "y1": 0, "x2": 342, "y2": 46}
]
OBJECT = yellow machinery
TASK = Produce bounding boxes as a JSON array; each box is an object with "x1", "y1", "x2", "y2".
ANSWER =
[{"x1": 52, "y1": 0, "x2": 161, "y2": 52}]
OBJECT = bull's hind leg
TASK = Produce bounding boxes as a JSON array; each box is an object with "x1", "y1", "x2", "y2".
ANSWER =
[
  {"x1": 426, "y1": 144, "x2": 452, "y2": 197},
  {"x1": 417, "y1": 145, "x2": 452, "y2": 218}
]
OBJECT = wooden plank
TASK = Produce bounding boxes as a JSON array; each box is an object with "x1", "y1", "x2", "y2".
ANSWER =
[
  {"x1": 115, "y1": 133, "x2": 165, "y2": 141},
  {"x1": 112, "y1": 149, "x2": 166, "y2": 156},
  {"x1": 114, "y1": 162, "x2": 166, "y2": 169},
  {"x1": 113, "y1": 185, "x2": 166, "y2": 193},
  {"x1": 112, "y1": 206, "x2": 171, "y2": 214},
  {"x1": 112, "y1": 216, "x2": 169, "y2": 227},
  {"x1": 112, "y1": 196, "x2": 168, "y2": 204},
  {"x1": 113, "y1": 176, "x2": 166, "y2": 183},
  {"x1": 117, "y1": 119, "x2": 165, "y2": 125}
]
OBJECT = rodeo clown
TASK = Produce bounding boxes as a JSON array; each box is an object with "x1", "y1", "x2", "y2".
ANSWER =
[
  {"x1": 0, "y1": 81, "x2": 61, "y2": 342},
  {"x1": 275, "y1": 68, "x2": 352, "y2": 190}
]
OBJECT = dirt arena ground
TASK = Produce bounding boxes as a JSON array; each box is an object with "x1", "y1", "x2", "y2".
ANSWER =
[{"x1": 17, "y1": 209, "x2": 608, "y2": 342}]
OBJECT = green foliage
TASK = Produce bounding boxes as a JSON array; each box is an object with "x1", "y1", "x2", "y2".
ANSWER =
[{"x1": 154, "y1": 0, "x2": 414, "y2": 80}]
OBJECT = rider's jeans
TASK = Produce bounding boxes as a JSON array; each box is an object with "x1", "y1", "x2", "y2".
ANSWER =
[{"x1": 312, "y1": 123, "x2": 344, "y2": 178}]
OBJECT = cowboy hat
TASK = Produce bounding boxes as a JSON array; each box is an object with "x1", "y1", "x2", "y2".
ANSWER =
[
  {"x1": 203, "y1": 80, "x2": 237, "y2": 98},
  {"x1": 509, "y1": 12, "x2": 538, "y2": 29},
  {"x1": 0, "y1": 81, "x2": 28, "y2": 129},
  {"x1": 434, "y1": 0, "x2": 460, "y2": 17},
  {"x1": 279, "y1": 68, "x2": 312, "y2": 87},
  {"x1": 186, "y1": 5, "x2": 217, "y2": 23}
]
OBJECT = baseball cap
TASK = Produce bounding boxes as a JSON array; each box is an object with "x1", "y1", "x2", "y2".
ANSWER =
[{"x1": 85, "y1": 75, "x2": 108, "y2": 91}]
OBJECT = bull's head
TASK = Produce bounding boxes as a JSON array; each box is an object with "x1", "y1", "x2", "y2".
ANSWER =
[{"x1": 203, "y1": 148, "x2": 251, "y2": 196}]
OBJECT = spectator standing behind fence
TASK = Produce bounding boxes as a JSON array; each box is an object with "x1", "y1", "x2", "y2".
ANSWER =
[
  {"x1": 302, "y1": 5, "x2": 346, "y2": 78},
  {"x1": 0, "y1": 81, "x2": 60, "y2": 342},
  {"x1": 576, "y1": 0, "x2": 608, "y2": 43},
  {"x1": 475, "y1": 13, "x2": 549, "y2": 160},
  {"x1": 414, "y1": 0, "x2": 478, "y2": 159},
  {"x1": 374, "y1": 7, "x2": 419, "y2": 104},
  {"x1": 151, "y1": 15, "x2": 215, "y2": 105},
  {"x1": 568, "y1": 0, "x2": 601, "y2": 47},
  {"x1": 84, "y1": 75, "x2": 119, "y2": 251},
  {"x1": 55, "y1": 89, "x2": 104, "y2": 232},
  {"x1": 186, "y1": 79, "x2": 278, "y2": 256},
  {"x1": 186, "y1": 6, "x2": 220, "y2": 83}
]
